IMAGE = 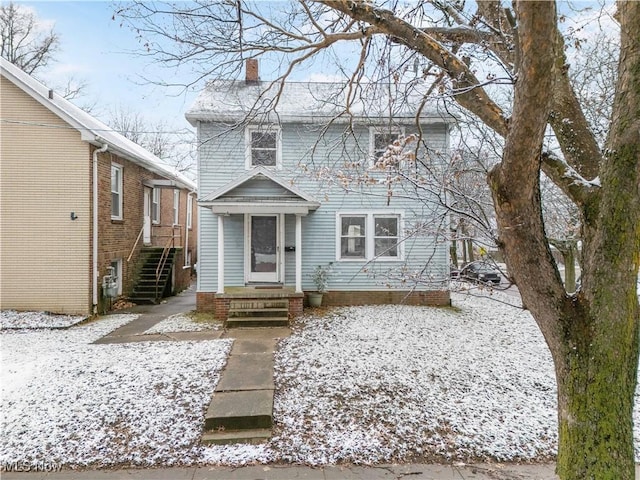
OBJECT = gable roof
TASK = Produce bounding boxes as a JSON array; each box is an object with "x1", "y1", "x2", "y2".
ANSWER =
[
  {"x1": 200, "y1": 166, "x2": 320, "y2": 215},
  {"x1": 0, "y1": 58, "x2": 195, "y2": 191},
  {"x1": 186, "y1": 79, "x2": 457, "y2": 126}
]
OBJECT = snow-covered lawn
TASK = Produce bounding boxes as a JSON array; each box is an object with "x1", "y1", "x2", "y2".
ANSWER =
[
  {"x1": 0, "y1": 314, "x2": 232, "y2": 469},
  {"x1": 272, "y1": 294, "x2": 558, "y2": 465},
  {"x1": 0, "y1": 310, "x2": 87, "y2": 329},
  {"x1": 2, "y1": 292, "x2": 640, "y2": 468}
]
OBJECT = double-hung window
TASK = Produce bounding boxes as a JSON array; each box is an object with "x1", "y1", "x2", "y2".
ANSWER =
[
  {"x1": 173, "y1": 189, "x2": 180, "y2": 225},
  {"x1": 337, "y1": 213, "x2": 402, "y2": 261},
  {"x1": 110, "y1": 258, "x2": 123, "y2": 295},
  {"x1": 111, "y1": 163, "x2": 123, "y2": 220},
  {"x1": 186, "y1": 195, "x2": 193, "y2": 229},
  {"x1": 374, "y1": 216, "x2": 400, "y2": 257},
  {"x1": 246, "y1": 126, "x2": 281, "y2": 168},
  {"x1": 370, "y1": 126, "x2": 404, "y2": 163},
  {"x1": 340, "y1": 215, "x2": 366, "y2": 259}
]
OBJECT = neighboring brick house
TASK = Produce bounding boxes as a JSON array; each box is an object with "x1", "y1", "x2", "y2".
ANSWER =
[{"x1": 0, "y1": 58, "x2": 197, "y2": 316}]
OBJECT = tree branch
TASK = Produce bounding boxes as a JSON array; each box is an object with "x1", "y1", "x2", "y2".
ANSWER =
[{"x1": 317, "y1": 0, "x2": 509, "y2": 137}]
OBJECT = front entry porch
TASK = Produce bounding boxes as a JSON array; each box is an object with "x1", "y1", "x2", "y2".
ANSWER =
[{"x1": 205, "y1": 286, "x2": 304, "y2": 324}]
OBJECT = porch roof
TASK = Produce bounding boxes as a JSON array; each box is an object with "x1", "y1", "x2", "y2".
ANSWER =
[{"x1": 199, "y1": 166, "x2": 321, "y2": 215}]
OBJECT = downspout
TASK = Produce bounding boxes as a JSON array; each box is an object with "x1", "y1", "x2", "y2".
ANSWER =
[
  {"x1": 184, "y1": 190, "x2": 196, "y2": 268},
  {"x1": 93, "y1": 142, "x2": 109, "y2": 313}
]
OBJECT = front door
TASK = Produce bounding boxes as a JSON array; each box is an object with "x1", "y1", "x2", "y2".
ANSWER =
[
  {"x1": 247, "y1": 214, "x2": 279, "y2": 283},
  {"x1": 143, "y1": 187, "x2": 152, "y2": 244}
]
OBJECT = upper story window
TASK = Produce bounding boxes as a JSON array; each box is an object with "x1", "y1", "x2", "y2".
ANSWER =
[
  {"x1": 370, "y1": 126, "x2": 404, "y2": 164},
  {"x1": 246, "y1": 126, "x2": 281, "y2": 168},
  {"x1": 186, "y1": 195, "x2": 193, "y2": 229},
  {"x1": 152, "y1": 188, "x2": 160, "y2": 224},
  {"x1": 337, "y1": 212, "x2": 403, "y2": 261},
  {"x1": 173, "y1": 189, "x2": 180, "y2": 225},
  {"x1": 111, "y1": 163, "x2": 123, "y2": 220}
]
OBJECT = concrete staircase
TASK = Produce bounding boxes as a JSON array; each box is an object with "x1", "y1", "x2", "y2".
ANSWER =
[
  {"x1": 129, "y1": 247, "x2": 177, "y2": 304},
  {"x1": 226, "y1": 299, "x2": 289, "y2": 328},
  {"x1": 202, "y1": 331, "x2": 288, "y2": 445}
]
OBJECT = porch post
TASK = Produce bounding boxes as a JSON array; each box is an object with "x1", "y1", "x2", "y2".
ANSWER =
[
  {"x1": 217, "y1": 214, "x2": 224, "y2": 294},
  {"x1": 295, "y1": 214, "x2": 302, "y2": 293}
]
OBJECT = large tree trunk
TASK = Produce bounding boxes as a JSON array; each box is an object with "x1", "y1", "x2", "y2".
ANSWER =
[
  {"x1": 490, "y1": 2, "x2": 639, "y2": 479},
  {"x1": 554, "y1": 304, "x2": 638, "y2": 478}
]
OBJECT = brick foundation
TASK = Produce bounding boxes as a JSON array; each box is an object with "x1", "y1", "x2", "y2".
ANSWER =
[
  {"x1": 214, "y1": 297, "x2": 231, "y2": 321},
  {"x1": 289, "y1": 296, "x2": 304, "y2": 318},
  {"x1": 317, "y1": 290, "x2": 450, "y2": 307},
  {"x1": 197, "y1": 289, "x2": 450, "y2": 320}
]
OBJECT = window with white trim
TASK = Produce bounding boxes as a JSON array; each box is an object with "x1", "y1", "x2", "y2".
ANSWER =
[
  {"x1": 173, "y1": 189, "x2": 180, "y2": 225},
  {"x1": 370, "y1": 126, "x2": 404, "y2": 161},
  {"x1": 111, "y1": 163, "x2": 123, "y2": 220},
  {"x1": 246, "y1": 126, "x2": 281, "y2": 168},
  {"x1": 337, "y1": 213, "x2": 402, "y2": 261},
  {"x1": 152, "y1": 188, "x2": 160, "y2": 224},
  {"x1": 340, "y1": 215, "x2": 366, "y2": 259},
  {"x1": 374, "y1": 216, "x2": 400, "y2": 257},
  {"x1": 110, "y1": 258, "x2": 123, "y2": 295},
  {"x1": 186, "y1": 195, "x2": 193, "y2": 229}
]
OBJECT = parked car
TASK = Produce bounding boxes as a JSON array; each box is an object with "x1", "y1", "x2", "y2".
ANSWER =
[
  {"x1": 450, "y1": 264, "x2": 461, "y2": 279},
  {"x1": 460, "y1": 262, "x2": 501, "y2": 285}
]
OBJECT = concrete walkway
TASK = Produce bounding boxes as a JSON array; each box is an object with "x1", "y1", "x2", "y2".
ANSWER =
[{"x1": 95, "y1": 284, "x2": 223, "y2": 344}]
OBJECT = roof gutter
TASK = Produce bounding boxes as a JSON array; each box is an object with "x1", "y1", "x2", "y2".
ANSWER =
[{"x1": 93, "y1": 141, "x2": 109, "y2": 313}]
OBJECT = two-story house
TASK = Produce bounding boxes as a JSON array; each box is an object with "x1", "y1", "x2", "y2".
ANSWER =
[
  {"x1": 0, "y1": 58, "x2": 197, "y2": 316},
  {"x1": 186, "y1": 60, "x2": 452, "y2": 320}
]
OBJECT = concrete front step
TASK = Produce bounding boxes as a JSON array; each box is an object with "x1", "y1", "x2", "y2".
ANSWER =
[
  {"x1": 229, "y1": 300, "x2": 288, "y2": 309},
  {"x1": 205, "y1": 389, "x2": 274, "y2": 431},
  {"x1": 228, "y1": 308, "x2": 289, "y2": 315},
  {"x1": 226, "y1": 317, "x2": 289, "y2": 328},
  {"x1": 201, "y1": 428, "x2": 272, "y2": 445}
]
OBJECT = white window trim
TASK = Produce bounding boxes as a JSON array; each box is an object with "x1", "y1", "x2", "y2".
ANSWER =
[
  {"x1": 335, "y1": 211, "x2": 404, "y2": 262},
  {"x1": 110, "y1": 258, "x2": 123, "y2": 295},
  {"x1": 369, "y1": 126, "x2": 405, "y2": 166},
  {"x1": 152, "y1": 188, "x2": 160, "y2": 224},
  {"x1": 186, "y1": 195, "x2": 193, "y2": 229},
  {"x1": 173, "y1": 189, "x2": 180, "y2": 225},
  {"x1": 245, "y1": 125, "x2": 282, "y2": 169},
  {"x1": 111, "y1": 163, "x2": 123, "y2": 220}
]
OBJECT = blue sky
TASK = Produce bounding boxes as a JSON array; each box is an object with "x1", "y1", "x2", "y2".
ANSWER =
[{"x1": 19, "y1": 1, "x2": 197, "y2": 133}]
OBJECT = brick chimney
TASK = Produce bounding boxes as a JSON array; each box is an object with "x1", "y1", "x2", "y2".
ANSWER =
[{"x1": 245, "y1": 58, "x2": 259, "y2": 83}]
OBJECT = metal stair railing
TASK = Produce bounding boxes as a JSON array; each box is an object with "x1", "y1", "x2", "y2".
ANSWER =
[
  {"x1": 127, "y1": 224, "x2": 145, "y2": 263},
  {"x1": 154, "y1": 225, "x2": 182, "y2": 299}
]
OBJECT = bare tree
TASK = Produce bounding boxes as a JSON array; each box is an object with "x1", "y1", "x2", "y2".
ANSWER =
[
  {"x1": 0, "y1": 2, "x2": 59, "y2": 75},
  {"x1": 108, "y1": 106, "x2": 197, "y2": 178},
  {"x1": 116, "y1": 1, "x2": 639, "y2": 478}
]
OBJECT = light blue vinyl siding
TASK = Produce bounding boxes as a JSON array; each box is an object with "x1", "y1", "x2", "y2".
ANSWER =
[{"x1": 198, "y1": 119, "x2": 450, "y2": 292}]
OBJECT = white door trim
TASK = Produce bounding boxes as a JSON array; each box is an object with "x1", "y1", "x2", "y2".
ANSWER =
[
  {"x1": 143, "y1": 187, "x2": 152, "y2": 244},
  {"x1": 245, "y1": 213, "x2": 282, "y2": 283}
]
